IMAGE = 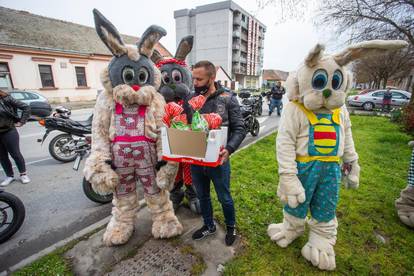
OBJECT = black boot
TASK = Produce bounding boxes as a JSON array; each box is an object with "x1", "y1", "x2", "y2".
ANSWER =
[
  {"x1": 185, "y1": 185, "x2": 201, "y2": 215},
  {"x1": 170, "y1": 181, "x2": 184, "y2": 210},
  {"x1": 225, "y1": 225, "x2": 237, "y2": 246}
]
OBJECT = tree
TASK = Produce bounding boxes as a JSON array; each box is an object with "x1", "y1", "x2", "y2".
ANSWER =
[
  {"x1": 319, "y1": 0, "x2": 414, "y2": 46},
  {"x1": 254, "y1": 0, "x2": 313, "y2": 24},
  {"x1": 353, "y1": 47, "x2": 414, "y2": 89},
  {"x1": 318, "y1": 0, "x2": 414, "y2": 105}
]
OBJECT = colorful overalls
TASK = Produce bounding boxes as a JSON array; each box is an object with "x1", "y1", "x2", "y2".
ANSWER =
[
  {"x1": 284, "y1": 102, "x2": 342, "y2": 222},
  {"x1": 111, "y1": 103, "x2": 160, "y2": 197},
  {"x1": 409, "y1": 147, "x2": 414, "y2": 187}
]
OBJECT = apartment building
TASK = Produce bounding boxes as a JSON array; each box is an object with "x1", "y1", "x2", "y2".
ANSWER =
[{"x1": 175, "y1": 0, "x2": 266, "y2": 89}]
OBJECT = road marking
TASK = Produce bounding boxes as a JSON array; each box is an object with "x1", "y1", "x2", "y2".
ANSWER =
[
  {"x1": 259, "y1": 125, "x2": 266, "y2": 133},
  {"x1": 21, "y1": 132, "x2": 44, "y2": 138},
  {"x1": 0, "y1": 157, "x2": 53, "y2": 173},
  {"x1": 258, "y1": 117, "x2": 267, "y2": 124}
]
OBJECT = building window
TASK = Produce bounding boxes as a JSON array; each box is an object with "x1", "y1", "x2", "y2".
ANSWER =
[
  {"x1": 0, "y1": 62, "x2": 13, "y2": 90},
  {"x1": 242, "y1": 14, "x2": 245, "y2": 22},
  {"x1": 75, "y1": 66, "x2": 87, "y2": 87},
  {"x1": 38, "y1": 64, "x2": 55, "y2": 88}
]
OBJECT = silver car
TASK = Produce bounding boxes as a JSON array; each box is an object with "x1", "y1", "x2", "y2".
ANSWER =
[
  {"x1": 347, "y1": 89, "x2": 411, "y2": 111},
  {"x1": 9, "y1": 90, "x2": 52, "y2": 118}
]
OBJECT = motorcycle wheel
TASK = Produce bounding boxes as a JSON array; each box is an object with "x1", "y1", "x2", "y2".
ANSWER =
[
  {"x1": 257, "y1": 104, "x2": 263, "y2": 116},
  {"x1": 49, "y1": 134, "x2": 77, "y2": 162},
  {"x1": 0, "y1": 191, "x2": 25, "y2": 244},
  {"x1": 82, "y1": 177, "x2": 113, "y2": 204},
  {"x1": 251, "y1": 118, "x2": 260, "y2": 137}
]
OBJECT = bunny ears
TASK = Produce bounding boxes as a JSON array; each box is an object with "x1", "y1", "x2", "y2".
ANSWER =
[
  {"x1": 151, "y1": 35, "x2": 194, "y2": 65},
  {"x1": 333, "y1": 40, "x2": 408, "y2": 66},
  {"x1": 304, "y1": 40, "x2": 408, "y2": 68},
  {"x1": 93, "y1": 9, "x2": 166, "y2": 58}
]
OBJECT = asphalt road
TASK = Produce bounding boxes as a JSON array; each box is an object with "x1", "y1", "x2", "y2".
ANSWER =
[{"x1": 0, "y1": 97, "x2": 286, "y2": 271}]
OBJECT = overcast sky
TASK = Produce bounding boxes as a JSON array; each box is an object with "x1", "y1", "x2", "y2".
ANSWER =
[{"x1": 0, "y1": 0, "x2": 340, "y2": 72}]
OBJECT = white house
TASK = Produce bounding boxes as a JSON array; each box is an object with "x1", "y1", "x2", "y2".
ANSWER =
[{"x1": 0, "y1": 7, "x2": 171, "y2": 103}]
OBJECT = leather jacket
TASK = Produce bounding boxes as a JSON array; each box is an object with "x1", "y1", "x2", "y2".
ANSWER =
[
  {"x1": 0, "y1": 95, "x2": 30, "y2": 131},
  {"x1": 185, "y1": 84, "x2": 246, "y2": 154}
]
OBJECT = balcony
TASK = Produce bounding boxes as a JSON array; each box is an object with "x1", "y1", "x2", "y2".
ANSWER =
[
  {"x1": 240, "y1": 56, "x2": 247, "y2": 63},
  {"x1": 232, "y1": 53, "x2": 240, "y2": 61},
  {"x1": 232, "y1": 31, "x2": 241, "y2": 38},
  {"x1": 233, "y1": 14, "x2": 241, "y2": 26},
  {"x1": 232, "y1": 65, "x2": 247, "y2": 75},
  {"x1": 232, "y1": 44, "x2": 240, "y2": 50},
  {"x1": 240, "y1": 44, "x2": 247, "y2": 53},
  {"x1": 241, "y1": 20, "x2": 248, "y2": 30}
]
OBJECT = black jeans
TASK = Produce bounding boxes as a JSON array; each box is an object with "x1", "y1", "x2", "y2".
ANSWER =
[
  {"x1": 191, "y1": 161, "x2": 235, "y2": 228},
  {"x1": 0, "y1": 128, "x2": 26, "y2": 177}
]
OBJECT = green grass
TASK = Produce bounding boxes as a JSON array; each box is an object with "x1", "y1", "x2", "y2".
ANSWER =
[
  {"x1": 13, "y1": 244, "x2": 73, "y2": 276},
  {"x1": 212, "y1": 115, "x2": 414, "y2": 275}
]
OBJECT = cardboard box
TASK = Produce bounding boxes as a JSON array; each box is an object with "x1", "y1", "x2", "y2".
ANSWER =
[{"x1": 161, "y1": 127, "x2": 228, "y2": 167}]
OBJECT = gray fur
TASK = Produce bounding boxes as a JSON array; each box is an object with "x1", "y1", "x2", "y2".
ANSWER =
[
  {"x1": 93, "y1": 9, "x2": 125, "y2": 57},
  {"x1": 175, "y1": 35, "x2": 194, "y2": 61},
  {"x1": 137, "y1": 25, "x2": 167, "y2": 57}
]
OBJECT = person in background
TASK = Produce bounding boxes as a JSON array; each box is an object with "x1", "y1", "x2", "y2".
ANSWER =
[
  {"x1": 382, "y1": 87, "x2": 393, "y2": 112},
  {"x1": 186, "y1": 60, "x2": 246, "y2": 246},
  {"x1": 0, "y1": 89, "x2": 31, "y2": 186},
  {"x1": 268, "y1": 81, "x2": 285, "y2": 116}
]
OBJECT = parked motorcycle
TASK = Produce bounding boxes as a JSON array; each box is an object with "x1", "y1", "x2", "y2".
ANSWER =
[
  {"x1": 37, "y1": 109, "x2": 93, "y2": 163},
  {"x1": 0, "y1": 189, "x2": 25, "y2": 244},
  {"x1": 72, "y1": 137, "x2": 113, "y2": 204},
  {"x1": 239, "y1": 94, "x2": 260, "y2": 136},
  {"x1": 239, "y1": 91, "x2": 263, "y2": 117}
]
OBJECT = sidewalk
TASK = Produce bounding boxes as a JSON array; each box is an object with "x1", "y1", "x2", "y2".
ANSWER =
[
  {"x1": 51, "y1": 100, "x2": 96, "y2": 111},
  {"x1": 64, "y1": 206, "x2": 240, "y2": 275}
]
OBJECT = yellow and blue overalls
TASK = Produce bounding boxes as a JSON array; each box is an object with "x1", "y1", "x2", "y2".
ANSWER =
[{"x1": 284, "y1": 102, "x2": 342, "y2": 222}]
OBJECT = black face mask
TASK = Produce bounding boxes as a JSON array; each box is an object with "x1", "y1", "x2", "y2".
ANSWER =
[{"x1": 194, "y1": 81, "x2": 210, "y2": 95}]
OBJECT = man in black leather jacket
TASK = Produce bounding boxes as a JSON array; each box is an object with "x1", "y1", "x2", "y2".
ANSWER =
[
  {"x1": 185, "y1": 60, "x2": 246, "y2": 246},
  {"x1": 0, "y1": 90, "x2": 31, "y2": 186}
]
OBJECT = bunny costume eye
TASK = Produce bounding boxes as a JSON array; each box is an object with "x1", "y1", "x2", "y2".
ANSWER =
[
  {"x1": 332, "y1": 70, "x2": 343, "y2": 90},
  {"x1": 161, "y1": 71, "x2": 170, "y2": 84},
  {"x1": 312, "y1": 69, "x2": 328, "y2": 90},
  {"x1": 122, "y1": 67, "x2": 135, "y2": 85},
  {"x1": 137, "y1": 67, "x2": 149, "y2": 85},
  {"x1": 172, "y1": 69, "x2": 182, "y2": 83}
]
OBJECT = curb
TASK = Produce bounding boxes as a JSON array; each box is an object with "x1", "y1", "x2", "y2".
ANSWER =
[{"x1": 235, "y1": 128, "x2": 277, "y2": 154}]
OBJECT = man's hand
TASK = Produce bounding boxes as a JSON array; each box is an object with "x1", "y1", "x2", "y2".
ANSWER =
[
  {"x1": 15, "y1": 122, "x2": 23, "y2": 127},
  {"x1": 219, "y1": 148, "x2": 230, "y2": 164}
]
